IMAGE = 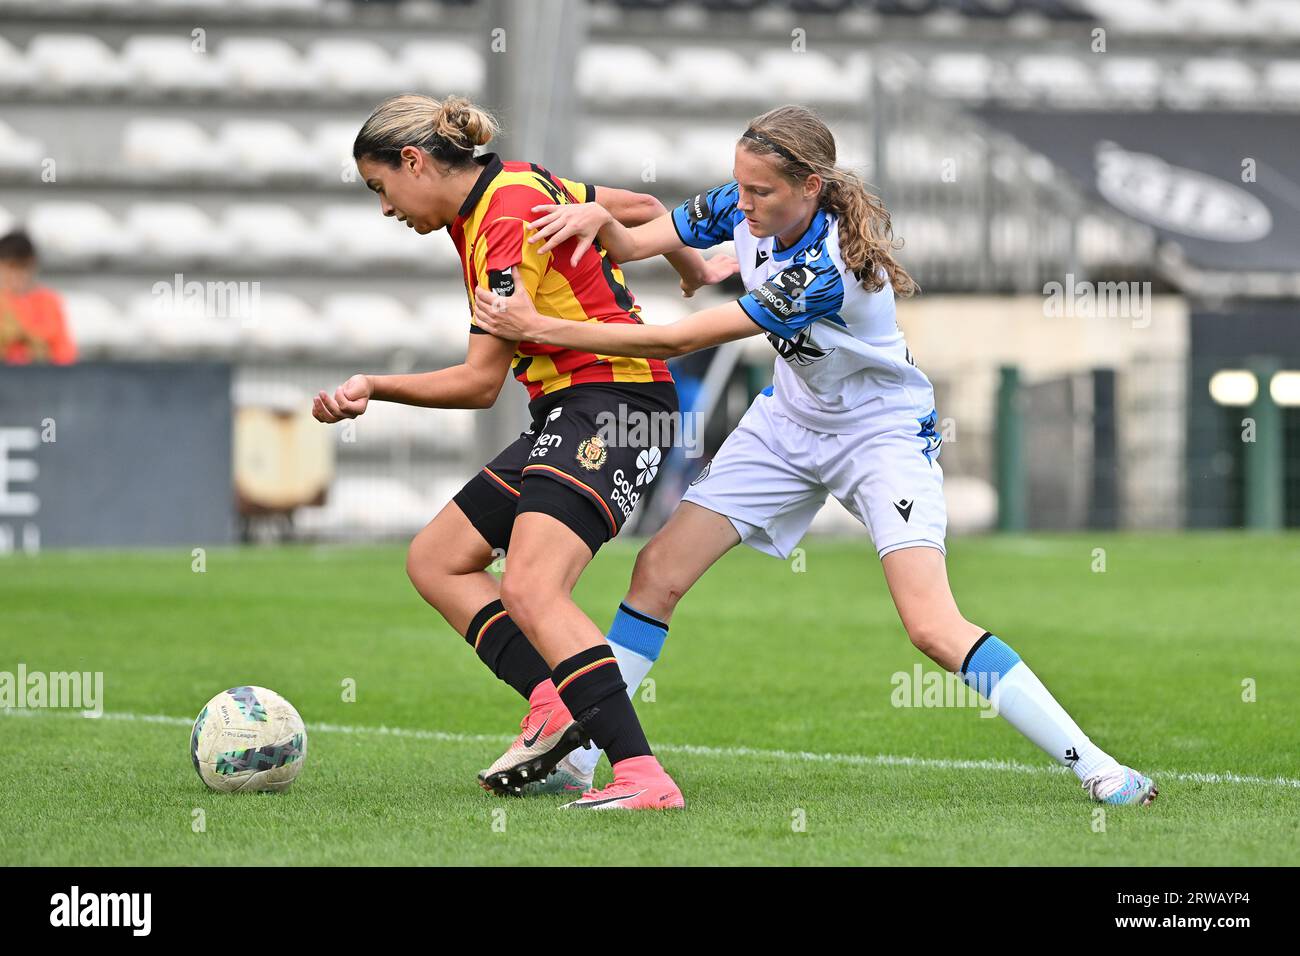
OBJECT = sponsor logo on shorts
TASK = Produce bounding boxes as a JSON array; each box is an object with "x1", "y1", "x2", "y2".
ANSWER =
[
  {"x1": 575, "y1": 435, "x2": 608, "y2": 471},
  {"x1": 635, "y1": 447, "x2": 661, "y2": 486},
  {"x1": 610, "y1": 468, "x2": 641, "y2": 519},
  {"x1": 529, "y1": 432, "x2": 562, "y2": 458}
]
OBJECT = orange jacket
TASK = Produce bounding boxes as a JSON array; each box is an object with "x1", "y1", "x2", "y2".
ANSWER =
[{"x1": 1, "y1": 286, "x2": 77, "y2": 365}]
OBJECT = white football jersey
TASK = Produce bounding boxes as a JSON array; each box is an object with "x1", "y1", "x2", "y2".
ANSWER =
[{"x1": 672, "y1": 181, "x2": 937, "y2": 441}]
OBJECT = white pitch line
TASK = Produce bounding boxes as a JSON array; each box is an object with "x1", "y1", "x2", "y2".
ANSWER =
[{"x1": 7, "y1": 707, "x2": 1300, "y2": 791}]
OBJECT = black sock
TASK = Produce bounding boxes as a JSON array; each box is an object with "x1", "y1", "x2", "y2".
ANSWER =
[
  {"x1": 465, "y1": 600, "x2": 551, "y2": 700},
  {"x1": 552, "y1": 645, "x2": 651, "y2": 765}
]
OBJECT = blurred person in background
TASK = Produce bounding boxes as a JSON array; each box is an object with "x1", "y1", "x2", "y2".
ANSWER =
[{"x1": 0, "y1": 230, "x2": 76, "y2": 366}]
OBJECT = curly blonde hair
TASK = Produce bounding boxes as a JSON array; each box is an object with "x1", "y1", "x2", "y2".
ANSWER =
[{"x1": 742, "y1": 105, "x2": 917, "y2": 297}]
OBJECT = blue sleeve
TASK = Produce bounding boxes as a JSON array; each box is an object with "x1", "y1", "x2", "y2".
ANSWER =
[
  {"x1": 738, "y1": 260, "x2": 845, "y2": 340},
  {"x1": 670, "y1": 181, "x2": 743, "y2": 249}
]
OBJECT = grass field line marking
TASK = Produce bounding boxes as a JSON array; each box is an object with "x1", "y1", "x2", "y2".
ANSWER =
[{"x1": 8, "y1": 707, "x2": 1300, "y2": 791}]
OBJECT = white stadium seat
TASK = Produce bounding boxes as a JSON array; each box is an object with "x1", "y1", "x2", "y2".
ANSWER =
[
  {"x1": 0, "y1": 119, "x2": 43, "y2": 173},
  {"x1": 573, "y1": 126, "x2": 675, "y2": 184},
  {"x1": 578, "y1": 45, "x2": 679, "y2": 102},
  {"x1": 667, "y1": 47, "x2": 757, "y2": 103},
  {"x1": 399, "y1": 41, "x2": 485, "y2": 96},
  {"x1": 1014, "y1": 55, "x2": 1098, "y2": 105},
  {"x1": 121, "y1": 35, "x2": 231, "y2": 94},
  {"x1": 829, "y1": 124, "x2": 870, "y2": 174},
  {"x1": 1168, "y1": 58, "x2": 1258, "y2": 107},
  {"x1": 317, "y1": 204, "x2": 436, "y2": 267},
  {"x1": 1097, "y1": 56, "x2": 1163, "y2": 107},
  {"x1": 215, "y1": 120, "x2": 319, "y2": 181},
  {"x1": 1079, "y1": 0, "x2": 1172, "y2": 33},
  {"x1": 415, "y1": 293, "x2": 475, "y2": 345},
  {"x1": 1263, "y1": 61, "x2": 1300, "y2": 105},
  {"x1": 121, "y1": 117, "x2": 228, "y2": 178},
  {"x1": 126, "y1": 288, "x2": 243, "y2": 357},
  {"x1": 242, "y1": 291, "x2": 334, "y2": 355},
  {"x1": 216, "y1": 36, "x2": 319, "y2": 96},
  {"x1": 676, "y1": 126, "x2": 742, "y2": 182},
  {"x1": 123, "y1": 202, "x2": 236, "y2": 262},
  {"x1": 1251, "y1": 0, "x2": 1300, "y2": 39},
  {"x1": 928, "y1": 52, "x2": 995, "y2": 102},
  {"x1": 27, "y1": 201, "x2": 139, "y2": 262},
  {"x1": 60, "y1": 292, "x2": 138, "y2": 355},
  {"x1": 323, "y1": 293, "x2": 428, "y2": 353},
  {"x1": 884, "y1": 129, "x2": 952, "y2": 184},
  {"x1": 26, "y1": 34, "x2": 130, "y2": 93},
  {"x1": 0, "y1": 34, "x2": 37, "y2": 89},
  {"x1": 219, "y1": 203, "x2": 331, "y2": 265},
  {"x1": 311, "y1": 121, "x2": 362, "y2": 183},
  {"x1": 306, "y1": 38, "x2": 415, "y2": 96},
  {"x1": 755, "y1": 50, "x2": 865, "y2": 104}
]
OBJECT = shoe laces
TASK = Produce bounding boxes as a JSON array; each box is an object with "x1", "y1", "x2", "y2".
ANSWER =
[{"x1": 1083, "y1": 765, "x2": 1129, "y2": 800}]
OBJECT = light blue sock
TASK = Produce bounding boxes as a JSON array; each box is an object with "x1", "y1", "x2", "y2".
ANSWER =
[
  {"x1": 568, "y1": 603, "x2": 667, "y2": 776},
  {"x1": 960, "y1": 631, "x2": 1115, "y2": 779}
]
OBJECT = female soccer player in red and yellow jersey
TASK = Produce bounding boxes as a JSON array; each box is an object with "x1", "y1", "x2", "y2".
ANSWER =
[{"x1": 312, "y1": 95, "x2": 734, "y2": 810}]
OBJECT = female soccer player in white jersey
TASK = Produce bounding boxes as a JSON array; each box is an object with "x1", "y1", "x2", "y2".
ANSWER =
[{"x1": 473, "y1": 105, "x2": 1158, "y2": 807}]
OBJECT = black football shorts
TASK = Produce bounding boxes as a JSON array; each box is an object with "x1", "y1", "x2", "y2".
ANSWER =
[{"x1": 453, "y1": 381, "x2": 679, "y2": 556}]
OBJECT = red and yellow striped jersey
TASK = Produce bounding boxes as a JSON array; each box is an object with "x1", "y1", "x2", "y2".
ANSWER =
[{"x1": 449, "y1": 154, "x2": 673, "y2": 401}]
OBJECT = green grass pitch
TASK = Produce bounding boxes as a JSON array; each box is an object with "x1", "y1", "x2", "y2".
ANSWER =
[{"x1": 2, "y1": 533, "x2": 1297, "y2": 866}]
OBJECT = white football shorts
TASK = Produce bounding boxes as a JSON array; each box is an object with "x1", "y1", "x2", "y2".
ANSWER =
[{"x1": 681, "y1": 389, "x2": 947, "y2": 560}]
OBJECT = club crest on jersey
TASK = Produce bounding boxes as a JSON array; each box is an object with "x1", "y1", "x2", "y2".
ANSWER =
[
  {"x1": 488, "y1": 269, "x2": 515, "y2": 296},
  {"x1": 575, "y1": 435, "x2": 608, "y2": 471}
]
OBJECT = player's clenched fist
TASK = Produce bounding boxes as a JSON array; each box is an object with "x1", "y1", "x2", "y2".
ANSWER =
[{"x1": 313, "y1": 373, "x2": 372, "y2": 423}]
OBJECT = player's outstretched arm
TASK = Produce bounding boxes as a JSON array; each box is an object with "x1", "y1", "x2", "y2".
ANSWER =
[
  {"x1": 472, "y1": 266, "x2": 756, "y2": 360},
  {"x1": 312, "y1": 331, "x2": 515, "y2": 422},
  {"x1": 531, "y1": 197, "x2": 737, "y2": 297},
  {"x1": 588, "y1": 187, "x2": 730, "y2": 296}
]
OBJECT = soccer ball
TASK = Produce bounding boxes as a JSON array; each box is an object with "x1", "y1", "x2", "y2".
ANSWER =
[{"x1": 190, "y1": 686, "x2": 307, "y2": 793}]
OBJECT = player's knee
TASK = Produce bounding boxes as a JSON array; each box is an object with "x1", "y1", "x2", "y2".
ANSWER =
[
  {"x1": 906, "y1": 618, "x2": 975, "y2": 671},
  {"x1": 498, "y1": 570, "x2": 542, "y2": 634},
  {"x1": 629, "y1": 543, "x2": 686, "y2": 617},
  {"x1": 405, "y1": 532, "x2": 432, "y2": 592},
  {"x1": 906, "y1": 620, "x2": 948, "y2": 662},
  {"x1": 405, "y1": 527, "x2": 475, "y2": 601}
]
